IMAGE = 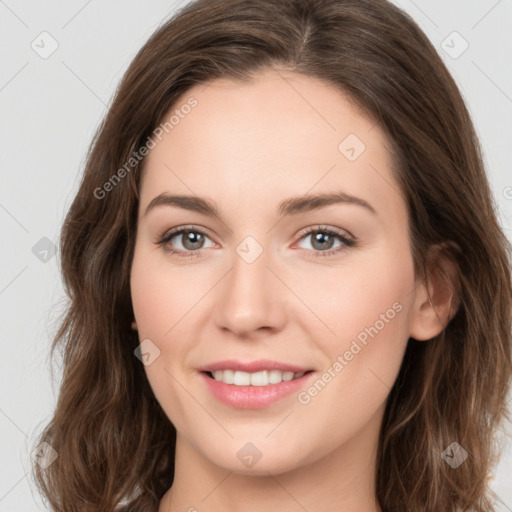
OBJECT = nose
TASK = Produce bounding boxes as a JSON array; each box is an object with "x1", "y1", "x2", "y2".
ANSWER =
[{"x1": 213, "y1": 241, "x2": 287, "y2": 338}]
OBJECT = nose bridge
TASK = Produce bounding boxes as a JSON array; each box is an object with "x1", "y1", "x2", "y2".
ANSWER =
[{"x1": 213, "y1": 234, "x2": 285, "y2": 335}]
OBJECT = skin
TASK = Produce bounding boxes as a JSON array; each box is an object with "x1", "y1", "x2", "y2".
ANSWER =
[{"x1": 129, "y1": 67, "x2": 457, "y2": 512}]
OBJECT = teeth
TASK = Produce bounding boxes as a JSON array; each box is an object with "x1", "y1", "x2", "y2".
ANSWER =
[
  {"x1": 234, "y1": 371, "x2": 250, "y2": 386},
  {"x1": 251, "y1": 371, "x2": 268, "y2": 386},
  {"x1": 211, "y1": 369, "x2": 306, "y2": 386},
  {"x1": 269, "y1": 370, "x2": 283, "y2": 384},
  {"x1": 222, "y1": 369, "x2": 234, "y2": 384}
]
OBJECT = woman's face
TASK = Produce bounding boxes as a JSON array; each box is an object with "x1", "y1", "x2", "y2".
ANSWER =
[{"x1": 130, "y1": 68, "x2": 423, "y2": 475}]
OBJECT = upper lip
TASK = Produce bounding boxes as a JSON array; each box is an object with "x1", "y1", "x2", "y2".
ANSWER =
[{"x1": 198, "y1": 359, "x2": 313, "y2": 373}]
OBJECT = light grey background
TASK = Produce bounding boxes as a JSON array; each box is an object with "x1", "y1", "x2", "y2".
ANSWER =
[{"x1": 1, "y1": 1, "x2": 511, "y2": 510}]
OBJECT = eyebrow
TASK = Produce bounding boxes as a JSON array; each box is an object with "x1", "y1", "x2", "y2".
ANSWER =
[{"x1": 144, "y1": 191, "x2": 377, "y2": 218}]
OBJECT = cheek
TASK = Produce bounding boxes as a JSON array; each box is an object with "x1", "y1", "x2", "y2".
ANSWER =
[
  {"x1": 130, "y1": 245, "x2": 202, "y2": 427},
  {"x1": 130, "y1": 245, "x2": 204, "y2": 338},
  {"x1": 296, "y1": 243, "x2": 414, "y2": 343},
  {"x1": 288, "y1": 251, "x2": 413, "y2": 454},
  {"x1": 291, "y1": 241, "x2": 415, "y2": 413}
]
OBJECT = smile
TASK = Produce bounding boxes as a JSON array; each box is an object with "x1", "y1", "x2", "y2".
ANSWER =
[{"x1": 198, "y1": 359, "x2": 316, "y2": 408}]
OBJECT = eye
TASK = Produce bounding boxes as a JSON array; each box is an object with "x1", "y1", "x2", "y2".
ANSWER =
[
  {"x1": 155, "y1": 224, "x2": 356, "y2": 259},
  {"x1": 155, "y1": 225, "x2": 215, "y2": 258},
  {"x1": 295, "y1": 226, "x2": 356, "y2": 257}
]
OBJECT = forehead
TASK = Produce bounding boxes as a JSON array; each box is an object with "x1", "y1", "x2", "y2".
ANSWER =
[{"x1": 139, "y1": 69, "x2": 403, "y2": 221}]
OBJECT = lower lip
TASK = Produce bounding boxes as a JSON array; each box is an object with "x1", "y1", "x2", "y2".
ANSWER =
[{"x1": 200, "y1": 371, "x2": 314, "y2": 409}]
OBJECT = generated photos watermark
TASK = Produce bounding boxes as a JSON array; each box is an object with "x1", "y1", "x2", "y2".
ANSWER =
[
  {"x1": 297, "y1": 301, "x2": 403, "y2": 405},
  {"x1": 93, "y1": 96, "x2": 198, "y2": 200}
]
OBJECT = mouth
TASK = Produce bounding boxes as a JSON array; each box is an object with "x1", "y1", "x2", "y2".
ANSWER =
[
  {"x1": 202, "y1": 369, "x2": 315, "y2": 386},
  {"x1": 197, "y1": 359, "x2": 316, "y2": 408}
]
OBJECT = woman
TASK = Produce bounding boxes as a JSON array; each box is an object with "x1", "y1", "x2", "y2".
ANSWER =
[{"x1": 32, "y1": 0, "x2": 512, "y2": 510}]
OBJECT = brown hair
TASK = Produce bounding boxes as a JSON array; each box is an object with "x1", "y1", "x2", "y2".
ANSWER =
[{"x1": 32, "y1": 0, "x2": 512, "y2": 510}]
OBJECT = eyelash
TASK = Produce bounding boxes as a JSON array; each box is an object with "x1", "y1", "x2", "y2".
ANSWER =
[{"x1": 154, "y1": 224, "x2": 356, "y2": 259}]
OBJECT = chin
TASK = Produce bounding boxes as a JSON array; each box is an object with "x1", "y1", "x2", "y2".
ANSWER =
[{"x1": 202, "y1": 440, "x2": 314, "y2": 477}]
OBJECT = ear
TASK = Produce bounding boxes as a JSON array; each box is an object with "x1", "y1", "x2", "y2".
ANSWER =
[
  {"x1": 409, "y1": 243, "x2": 461, "y2": 341},
  {"x1": 131, "y1": 320, "x2": 138, "y2": 330}
]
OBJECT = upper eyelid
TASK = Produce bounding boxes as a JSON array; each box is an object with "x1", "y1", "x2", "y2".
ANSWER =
[
  {"x1": 296, "y1": 224, "x2": 354, "y2": 240},
  {"x1": 161, "y1": 224, "x2": 215, "y2": 239}
]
